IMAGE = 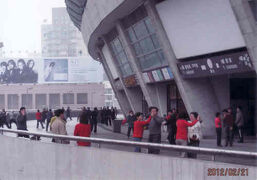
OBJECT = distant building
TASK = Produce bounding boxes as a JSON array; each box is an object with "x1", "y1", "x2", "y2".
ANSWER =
[
  {"x1": 41, "y1": 7, "x2": 87, "y2": 57},
  {"x1": 0, "y1": 83, "x2": 104, "y2": 111},
  {"x1": 103, "y1": 81, "x2": 120, "y2": 109}
]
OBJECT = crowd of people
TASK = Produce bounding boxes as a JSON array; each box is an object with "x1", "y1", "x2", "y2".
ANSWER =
[
  {"x1": 0, "y1": 104, "x2": 246, "y2": 157},
  {"x1": 124, "y1": 105, "x2": 245, "y2": 157}
]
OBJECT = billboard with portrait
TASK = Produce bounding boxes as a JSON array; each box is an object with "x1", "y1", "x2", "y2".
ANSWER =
[
  {"x1": 0, "y1": 57, "x2": 103, "y2": 84},
  {"x1": 0, "y1": 58, "x2": 38, "y2": 84},
  {"x1": 44, "y1": 59, "x2": 68, "y2": 82}
]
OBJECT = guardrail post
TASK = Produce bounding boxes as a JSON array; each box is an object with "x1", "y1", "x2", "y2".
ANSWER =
[{"x1": 97, "y1": 143, "x2": 101, "y2": 148}]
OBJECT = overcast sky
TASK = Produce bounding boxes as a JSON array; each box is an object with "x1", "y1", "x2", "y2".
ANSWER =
[{"x1": 0, "y1": 0, "x2": 65, "y2": 56}]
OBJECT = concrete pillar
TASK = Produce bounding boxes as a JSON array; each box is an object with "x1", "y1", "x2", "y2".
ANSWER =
[
  {"x1": 102, "y1": 37, "x2": 143, "y2": 113},
  {"x1": 145, "y1": 0, "x2": 221, "y2": 137},
  {"x1": 210, "y1": 76, "x2": 230, "y2": 111},
  {"x1": 46, "y1": 94, "x2": 49, "y2": 110},
  {"x1": 97, "y1": 47, "x2": 132, "y2": 115},
  {"x1": 115, "y1": 21, "x2": 160, "y2": 109}
]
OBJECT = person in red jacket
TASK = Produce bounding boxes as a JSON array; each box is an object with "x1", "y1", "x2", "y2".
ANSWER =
[
  {"x1": 36, "y1": 110, "x2": 44, "y2": 129},
  {"x1": 176, "y1": 112, "x2": 198, "y2": 157},
  {"x1": 133, "y1": 112, "x2": 151, "y2": 152},
  {"x1": 215, "y1": 112, "x2": 222, "y2": 147},
  {"x1": 74, "y1": 112, "x2": 91, "y2": 146}
]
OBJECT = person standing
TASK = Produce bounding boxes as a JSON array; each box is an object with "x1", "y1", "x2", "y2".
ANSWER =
[
  {"x1": 148, "y1": 107, "x2": 165, "y2": 154},
  {"x1": 215, "y1": 112, "x2": 222, "y2": 147},
  {"x1": 51, "y1": 109, "x2": 69, "y2": 144},
  {"x1": 106, "y1": 107, "x2": 112, "y2": 126},
  {"x1": 235, "y1": 106, "x2": 244, "y2": 143},
  {"x1": 223, "y1": 109, "x2": 234, "y2": 147},
  {"x1": 74, "y1": 112, "x2": 91, "y2": 146},
  {"x1": 166, "y1": 109, "x2": 177, "y2": 144},
  {"x1": 41, "y1": 108, "x2": 47, "y2": 124},
  {"x1": 66, "y1": 107, "x2": 72, "y2": 121},
  {"x1": 36, "y1": 110, "x2": 44, "y2": 129},
  {"x1": 46, "y1": 109, "x2": 53, "y2": 132},
  {"x1": 176, "y1": 112, "x2": 198, "y2": 157},
  {"x1": 126, "y1": 111, "x2": 136, "y2": 139},
  {"x1": 187, "y1": 112, "x2": 202, "y2": 158},
  {"x1": 16, "y1": 107, "x2": 29, "y2": 138},
  {"x1": 133, "y1": 112, "x2": 151, "y2": 152},
  {"x1": 0, "y1": 109, "x2": 10, "y2": 129},
  {"x1": 91, "y1": 107, "x2": 98, "y2": 133},
  {"x1": 9, "y1": 111, "x2": 17, "y2": 128}
]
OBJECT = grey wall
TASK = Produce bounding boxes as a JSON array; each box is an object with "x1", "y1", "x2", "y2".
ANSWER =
[{"x1": 0, "y1": 136, "x2": 256, "y2": 180}]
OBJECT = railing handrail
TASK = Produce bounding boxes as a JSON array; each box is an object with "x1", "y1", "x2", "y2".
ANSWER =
[{"x1": 1, "y1": 128, "x2": 257, "y2": 159}]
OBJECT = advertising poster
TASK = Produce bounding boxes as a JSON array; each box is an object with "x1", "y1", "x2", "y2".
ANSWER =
[
  {"x1": 44, "y1": 59, "x2": 68, "y2": 82},
  {"x1": 0, "y1": 57, "x2": 104, "y2": 84},
  {"x1": 0, "y1": 58, "x2": 39, "y2": 84}
]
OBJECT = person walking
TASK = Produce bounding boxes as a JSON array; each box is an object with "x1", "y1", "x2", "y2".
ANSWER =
[
  {"x1": 16, "y1": 107, "x2": 29, "y2": 138},
  {"x1": 66, "y1": 107, "x2": 72, "y2": 121},
  {"x1": 74, "y1": 112, "x2": 91, "y2": 146},
  {"x1": 235, "y1": 106, "x2": 244, "y2": 143},
  {"x1": 0, "y1": 109, "x2": 10, "y2": 129},
  {"x1": 215, "y1": 112, "x2": 222, "y2": 147},
  {"x1": 126, "y1": 110, "x2": 136, "y2": 139},
  {"x1": 187, "y1": 112, "x2": 202, "y2": 158},
  {"x1": 132, "y1": 112, "x2": 151, "y2": 152},
  {"x1": 175, "y1": 112, "x2": 198, "y2": 157},
  {"x1": 36, "y1": 110, "x2": 44, "y2": 129},
  {"x1": 51, "y1": 109, "x2": 69, "y2": 144},
  {"x1": 148, "y1": 107, "x2": 165, "y2": 154},
  {"x1": 223, "y1": 109, "x2": 234, "y2": 147},
  {"x1": 91, "y1": 107, "x2": 98, "y2": 133},
  {"x1": 9, "y1": 111, "x2": 17, "y2": 128},
  {"x1": 46, "y1": 109, "x2": 53, "y2": 132},
  {"x1": 166, "y1": 109, "x2": 177, "y2": 144},
  {"x1": 106, "y1": 107, "x2": 112, "y2": 126}
]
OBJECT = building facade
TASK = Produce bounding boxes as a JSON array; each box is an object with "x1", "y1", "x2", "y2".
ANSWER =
[
  {"x1": 0, "y1": 83, "x2": 104, "y2": 111},
  {"x1": 103, "y1": 81, "x2": 120, "y2": 108},
  {"x1": 41, "y1": 7, "x2": 87, "y2": 57},
  {"x1": 66, "y1": 0, "x2": 257, "y2": 137}
]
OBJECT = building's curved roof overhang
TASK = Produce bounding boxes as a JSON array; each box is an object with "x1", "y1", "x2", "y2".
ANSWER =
[
  {"x1": 66, "y1": 0, "x2": 145, "y2": 59},
  {"x1": 65, "y1": 0, "x2": 87, "y2": 30}
]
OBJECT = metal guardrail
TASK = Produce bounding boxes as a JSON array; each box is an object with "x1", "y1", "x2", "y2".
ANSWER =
[{"x1": 0, "y1": 128, "x2": 257, "y2": 160}]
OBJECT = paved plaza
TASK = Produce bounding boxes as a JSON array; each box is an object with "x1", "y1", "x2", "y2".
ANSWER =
[{"x1": 2, "y1": 118, "x2": 256, "y2": 167}]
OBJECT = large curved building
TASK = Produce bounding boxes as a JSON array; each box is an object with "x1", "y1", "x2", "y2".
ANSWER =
[{"x1": 66, "y1": 0, "x2": 257, "y2": 137}]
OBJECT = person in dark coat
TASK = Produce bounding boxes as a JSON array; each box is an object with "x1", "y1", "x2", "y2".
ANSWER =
[
  {"x1": 16, "y1": 107, "x2": 29, "y2": 138},
  {"x1": 0, "y1": 109, "x2": 10, "y2": 128},
  {"x1": 91, "y1": 107, "x2": 98, "y2": 133},
  {"x1": 223, "y1": 108, "x2": 234, "y2": 147},
  {"x1": 66, "y1": 107, "x2": 72, "y2": 121},
  {"x1": 126, "y1": 110, "x2": 136, "y2": 138},
  {"x1": 46, "y1": 109, "x2": 53, "y2": 132},
  {"x1": 166, "y1": 109, "x2": 177, "y2": 144},
  {"x1": 106, "y1": 107, "x2": 112, "y2": 126}
]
